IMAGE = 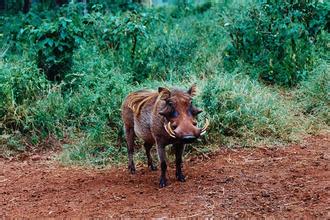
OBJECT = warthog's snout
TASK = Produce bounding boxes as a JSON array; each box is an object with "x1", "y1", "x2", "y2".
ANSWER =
[
  {"x1": 164, "y1": 118, "x2": 210, "y2": 141},
  {"x1": 181, "y1": 135, "x2": 197, "y2": 143}
]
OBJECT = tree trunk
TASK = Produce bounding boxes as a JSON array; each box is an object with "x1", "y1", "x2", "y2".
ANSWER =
[
  {"x1": 56, "y1": 0, "x2": 68, "y2": 6},
  {"x1": 0, "y1": 0, "x2": 5, "y2": 10},
  {"x1": 23, "y1": 0, "x2": 30, "y2": 13},
  {"x1": 131, "y1": 34, "x2": 137, "y2": 65}
]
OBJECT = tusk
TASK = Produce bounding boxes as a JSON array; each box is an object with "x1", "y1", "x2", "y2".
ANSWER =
[
  {"x1": 200, "y1": 118, "x2": 210, "y2": 136},
  {"x1": 167, "y1": 122, "x2": 176, "y2": 138},
  {"x1": 164, "y1": 122, "x2": 176, "y2": 138}
]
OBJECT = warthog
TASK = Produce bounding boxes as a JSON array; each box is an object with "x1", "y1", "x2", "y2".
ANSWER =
[{"x1": 121, "y1": 85, "x2": 209, "y2": 187}]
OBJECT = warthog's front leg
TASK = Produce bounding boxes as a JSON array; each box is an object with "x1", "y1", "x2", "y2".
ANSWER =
[
  {"x1": 157, "y1": 143, "x2": 167, "y2": 188},
  {"x1": 174, "y1": 143, "x2": 185, "y2": 182}
]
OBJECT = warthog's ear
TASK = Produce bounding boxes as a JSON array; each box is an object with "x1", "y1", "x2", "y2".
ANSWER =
[
  {"x1": 187, "y1": 84, "x2": 197, "y2": 96},
  {"x1": 158, "y1": 87, "x2": 171, "y2": 100}
]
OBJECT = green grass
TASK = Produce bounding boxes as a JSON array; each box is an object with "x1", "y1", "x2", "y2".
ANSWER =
[
  {"x1": 200, "y1": 72, "x2": 302, "y2": 147},
  {"x1": 294, "y1": 61, "x2": 330, "y2": 131}
]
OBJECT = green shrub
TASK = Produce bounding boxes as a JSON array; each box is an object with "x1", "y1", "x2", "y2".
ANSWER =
[
  {"x1": 0, "y1": 56, "x2": 69, "y2": 141},
  {"x1": 27, "y1": 7, "x2": 83, "y2": 81},
  {"x1": 70, "y1": 63, "x2": 130, "y2": 125},
  {"x1": 201, "y1": 72, "x2": 299, "y2": 145},
  {"x1": 32, "y1": 18, "x2": 81, "y2": 81},
  {"x1": 169, "y1": 0, "x2": 213, "y2": 18},
  {"x1": 0, "y1": 133, "x2": 25, "y2": 157},
  {"x1": 140, "y1": 8, "x2": 225, "y2": 81},
  {"x1": 1, "y1": 43, "x2": 134, "y2": 158},
  {"x1": 28, "y1": 90, "x2": 67, "y2": 137},
  {"x1": 144, "y1": 29, "x2": 198, "y2": 79},
  {"x1": 59, "y1": 139, "x2": 128, "y2": 166},
  {"x1": 223, "y1": 0, "x2": 329, "y2": 86},
  {"x1": 0, "y1": 58, "x2": 49, "y2": 132},
  {"x1": 53, "y1": 47, "x2": 133, "y2": 165},
  {"x1": 295, "y1": 61, "x2": 329, "y2": 126},
  {"x1": 4, "y1": 4, "x2": 85, "y2": 81},
  {"x1": 83, "y1": 6, "x2": 158, "y2": 81}
]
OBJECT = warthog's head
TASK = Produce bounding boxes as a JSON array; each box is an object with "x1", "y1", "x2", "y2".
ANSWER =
[{"x1": 158, "y1": 85, "x2": 209, "y2": 143}]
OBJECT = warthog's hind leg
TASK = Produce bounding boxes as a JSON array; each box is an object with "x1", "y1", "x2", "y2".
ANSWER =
[
  {"x1": 144, "y1": 143, "x2": 157, "y2": 171},
  {"x1": 125, "y1": 126, "x2": 136, "y2": 174}
]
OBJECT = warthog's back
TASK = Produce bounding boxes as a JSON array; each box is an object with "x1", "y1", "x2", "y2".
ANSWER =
[
  {"x1": 124, "y1": 90, "x2": 158, "y2": 116},
  {"x1": 122, "y1": 90, "x2": 159, "y2": 144}
]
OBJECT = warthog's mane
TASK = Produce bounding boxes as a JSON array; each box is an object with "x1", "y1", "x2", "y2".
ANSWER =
[{"x1": 126, "y1": 90, "x2": 159, "y2": 116}]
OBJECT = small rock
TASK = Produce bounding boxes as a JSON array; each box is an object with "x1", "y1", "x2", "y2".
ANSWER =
[
  {"x1": 261, "y1": 191, "x2": 271, "y2": 197},
  {"x1": 31, "y1": 155, "x2": 42, "y2": 161},
  {"x1": 220, "y1": 176, "x2": 234, "y2": 184}
]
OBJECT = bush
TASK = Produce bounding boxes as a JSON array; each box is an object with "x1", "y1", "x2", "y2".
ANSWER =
[
  {"x1": 32, "y1": 17, "x2": 81, "y2": 81},
  {"x1": 28, "y1": 90, "x2": 67, "y2": 137},
  {"x1": 223, "y1": 0, "x2": 329, "y2": 86},
  {"x1": 25, "y1": 5, "x2": 83, "y2": 81},
  {"x1": 54, "y1": 48, "x2": 133, "y2": 165},
  {"x1": 143, "y1": 29, "x2": 198, "y2": 79},
  {"x1": 0, "y1": 56, "x2": 69, "y2": 141},
  {"x1": 200, "y1": 72, "x2": 298, "y2": 145},
  {"x1": 59, "y1": 139, "x2": 128, "y2": 166},
  {"x1": 3, "y1": 4, "x2": 85, "y2": 81},
  {"x1": 83, "y1": 6, "x2": 158, "y2": 82},
  {"x1": 140, "y1": 7, "x2": 225, "y2": 81},
  {"x1": 295, "y1": 61, "x2": 329, "y2": 126},
  {"x1": 0, "y1": 58, "x2": 49, "y2": 133}
]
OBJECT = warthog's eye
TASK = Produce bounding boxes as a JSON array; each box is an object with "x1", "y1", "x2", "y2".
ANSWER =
[
  {"x1": 170, "y1": 110, "x2": 179, "y2": 118},
  {"x1": 167, "y1": 101, "x2": 179, "y2": 118}
]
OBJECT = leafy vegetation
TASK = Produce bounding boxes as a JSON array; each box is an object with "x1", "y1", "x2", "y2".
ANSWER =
[
  {"x1": 223, "y1": 0, "x2": 328, "y2": 86},
  {"x1": 201, "y1": 73, "x2": 299, "y2": 146},
  {"x1": 295, "y1": 61, "x2": 329, "y2": 127},
  {"x1": 0, "y1": 0, "x2": 329, "y2": 165}
]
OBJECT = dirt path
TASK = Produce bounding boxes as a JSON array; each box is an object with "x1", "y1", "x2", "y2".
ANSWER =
[{"x1": 1, "y1": 135, "x2": 329, "y2": 218}]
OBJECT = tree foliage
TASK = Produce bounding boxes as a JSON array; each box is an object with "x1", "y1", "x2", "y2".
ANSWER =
[{"x1": 224, "y1": 0, "x2": 329, "y2": 86}]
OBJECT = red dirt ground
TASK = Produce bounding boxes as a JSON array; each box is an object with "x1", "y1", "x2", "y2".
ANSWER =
[{"x1": 1, "y1": 135, "x2": 329, "y2": 218}]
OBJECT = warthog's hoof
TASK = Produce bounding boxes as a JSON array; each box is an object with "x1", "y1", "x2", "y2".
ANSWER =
[
  {"x1": 176, "y1": 172, "x2": 186, "y2": 182},
  {"x1": 159, "y1": 177, "x2": 167, "y2": 188},
  {"x1": 128, "y1": 164, "x2": 136, "y2": 174},
  {"x1": 149, "y1": 164, "x2": 157, "y2": 171}
]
